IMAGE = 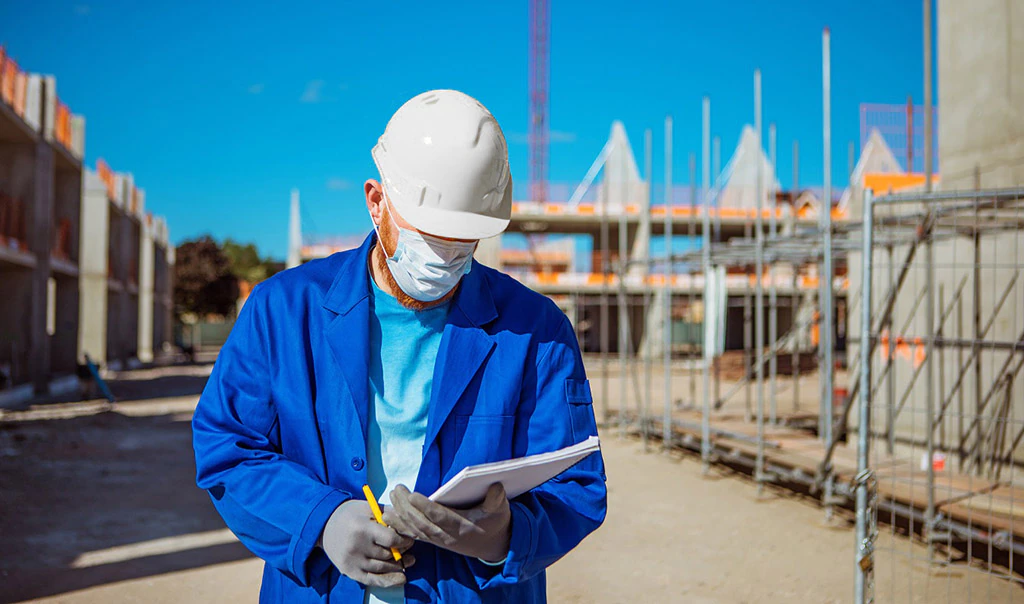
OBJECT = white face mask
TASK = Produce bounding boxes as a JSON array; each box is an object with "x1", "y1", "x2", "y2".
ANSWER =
[{"x1": 372, "y1": 196, "x2": 477, "y2": 302}]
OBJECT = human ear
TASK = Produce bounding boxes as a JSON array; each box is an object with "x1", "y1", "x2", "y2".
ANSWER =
[{"x1": 365, "y1": 180, "x2": 384, "y2": 226}]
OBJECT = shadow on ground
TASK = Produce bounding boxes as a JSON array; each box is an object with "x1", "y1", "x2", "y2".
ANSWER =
[{"x1": 0, "y1": 371, "x2": 253, "y2": 603}]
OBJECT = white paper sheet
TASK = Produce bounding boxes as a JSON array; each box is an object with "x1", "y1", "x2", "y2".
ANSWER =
[{"x1": 429, "y1": 436, "x2": 601, "y2": 508}]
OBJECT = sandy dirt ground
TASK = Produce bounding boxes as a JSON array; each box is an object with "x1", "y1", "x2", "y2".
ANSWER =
[{"x1": 1, "y1": 363, "x2": 1020, "y2": 603}]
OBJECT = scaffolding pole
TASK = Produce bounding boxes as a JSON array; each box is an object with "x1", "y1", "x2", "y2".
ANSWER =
[
  {"x1": 769, "y1": 122, "x2": 778, "y2": 425},
  {"x1": 643, "y1": 128, "x2": 653, "y2": 452},
  {"x1": 689, "y1": 153, "x2": 697, "y2": 411},
  {"x1": 663, "y1": 116, "x2": 674, "y2": 450},
  {"x1": 618, "y1": 139, "x2": 630, "y2": 438},
  {"x1": 792, "y1": 139, "x2": 801, "y2": 413},
  {"x1": 754, "y1": 69, "x2": 768, "y2": 493},
  {"x1": 922, "y1": 0, "x2": 935, "y2": 556},
  {"x1": 713, "y1": 135, "x2": 723, "y2": 408},
  {"x1": 821, "y1": 26, "x2": 837, "y2": 520},
  {"x1": 701, "y1": 96, "x2": 712, "y2": 474},
  {"x1": 854, "y1": 189, "x2": 875, "y2": 604},
  {"x1": 600, "y1": 157, "x2": 610, "y2": 427},
  {"x1": 744, "y1": 223, "x2": 753, "y2": 423}
]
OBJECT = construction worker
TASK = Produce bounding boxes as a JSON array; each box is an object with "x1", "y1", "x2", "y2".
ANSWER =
[{"x1": 193, "y1": 90, "x2": 607, "y2": 603}]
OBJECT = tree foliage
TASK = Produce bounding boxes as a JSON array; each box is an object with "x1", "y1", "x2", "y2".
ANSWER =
[
  {"x1": 222, "y1": 238, "x2": 281, "y2": 284},
  {"x1": 174, "y1": 236, "x2": 240, "y2": 318}
]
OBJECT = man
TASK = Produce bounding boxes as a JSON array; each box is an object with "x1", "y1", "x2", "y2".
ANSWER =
[{"x1": 193, "y1": 90, "x2": 607, "y2": 603}]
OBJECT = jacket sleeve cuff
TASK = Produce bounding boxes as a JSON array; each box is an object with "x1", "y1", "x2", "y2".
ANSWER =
[
  {"x1": 471, "y1": 501, "x2": 536, "y2": 589},
  {"x1": 290, "y1": 488, "x2": 351, "y2": 585}
]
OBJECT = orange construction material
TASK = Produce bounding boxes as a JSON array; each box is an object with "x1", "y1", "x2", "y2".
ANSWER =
[
  {"x1": 863, "y1": 172, "x2": 941, "y2": 194},
  {"x1": 54, "y1": 101, "x2": 74, "y2": 150},
  {"x1": 896, "y1": 337, "x2": 911, "y2": 361},
  {"x1": 1, "y1": 57, "x2": 17, "y2": 105},
  {"x1": 913, "y1": 337, "x2": 926, "y2": 369},
  {"x1": 97, "y1": 159, "x2": 117, "y2": 200},
  {"x1": 13, "y1": 72, "x2": 25, "y2": 117}
]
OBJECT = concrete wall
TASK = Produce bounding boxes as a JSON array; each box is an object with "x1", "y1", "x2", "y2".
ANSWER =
[{"x1": 938, "y1": 0, "x2": 1024, "y2": 189}]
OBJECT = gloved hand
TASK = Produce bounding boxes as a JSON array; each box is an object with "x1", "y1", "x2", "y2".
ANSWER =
[
  {"x1": 320, "y1": 500, "x2": 416, "y2": 588},
  {"x1": 383, "y1": 483, "x2": 511, "y2": 564}
]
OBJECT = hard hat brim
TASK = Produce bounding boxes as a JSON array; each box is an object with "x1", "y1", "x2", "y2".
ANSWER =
[{"x1": 386, "y1": 182, "x2": 511, "y2": 240}]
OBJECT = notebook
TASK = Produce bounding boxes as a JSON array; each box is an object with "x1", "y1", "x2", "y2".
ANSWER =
[{"x1": 429, "y1": 436, "x2": 601, "y2": 508}]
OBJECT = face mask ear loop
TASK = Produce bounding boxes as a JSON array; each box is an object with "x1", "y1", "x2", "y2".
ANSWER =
[{"x1": 372, "y1": 189, "x2": 395, "y2": 259}]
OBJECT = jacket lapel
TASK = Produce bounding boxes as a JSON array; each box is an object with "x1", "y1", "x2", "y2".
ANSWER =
[
  {"x1": 423, "y1": 262, "x2": 498, "y2": 448},
  {"x1": 322, "y1": 234, "x2": 374, "y2": 446}
]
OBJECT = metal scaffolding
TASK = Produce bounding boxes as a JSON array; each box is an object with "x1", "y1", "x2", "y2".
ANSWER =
[
  {"x1": 854, "y1": 187, "x2": 1024, "y2": 603},
  {"x1": 508, "y1": 32, "x2": 1023, "y2": 604}
]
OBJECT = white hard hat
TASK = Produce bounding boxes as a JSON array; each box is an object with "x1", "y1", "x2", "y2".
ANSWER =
[{"x1": 372, "y1": 90, "x2": 512, "y2": 240}]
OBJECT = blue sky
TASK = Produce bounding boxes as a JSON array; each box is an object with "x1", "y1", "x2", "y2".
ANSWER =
[{"x1": 1, "y1": 1, "x2": 930, "y2": 259}]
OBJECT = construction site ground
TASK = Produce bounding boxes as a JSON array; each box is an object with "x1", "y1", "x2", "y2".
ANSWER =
[{"x1": 1, "y1": 362, "x2": 1019, "y2": 603}]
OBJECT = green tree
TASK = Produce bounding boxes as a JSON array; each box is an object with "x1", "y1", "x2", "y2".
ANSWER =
[
  {"x1": 222, "y1": 238, "x2": 281, "y2": 284},
  {"x1": 174, "y1": 236, "x2": 240, "y2": 318}
]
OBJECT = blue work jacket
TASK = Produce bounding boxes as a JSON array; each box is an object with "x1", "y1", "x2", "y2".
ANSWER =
[{"x1": 192, "y1": 232, "x2": 607, "y2": 603}]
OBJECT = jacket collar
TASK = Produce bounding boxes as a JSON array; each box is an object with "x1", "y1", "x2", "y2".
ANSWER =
[{"x1": 322, "y1": 232, "x2": 374, "y2": 316}]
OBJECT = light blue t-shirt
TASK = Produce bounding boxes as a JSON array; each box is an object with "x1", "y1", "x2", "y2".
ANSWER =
[{"x1": 366, "y1": 270, "x2": 450, "y2": 604}]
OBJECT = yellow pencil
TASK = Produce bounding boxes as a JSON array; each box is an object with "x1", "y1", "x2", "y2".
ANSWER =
[{"x1": 362, "y1": 485, "x2": 402, "y2": 562}]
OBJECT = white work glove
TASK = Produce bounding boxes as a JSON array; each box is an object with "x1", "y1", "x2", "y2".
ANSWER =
[
  {"x1": 383, "y1": 483, "x2": 511, "y2": 564},
  {"x1": 320, "y1": 500, "x2": 416, "y2": 588}
]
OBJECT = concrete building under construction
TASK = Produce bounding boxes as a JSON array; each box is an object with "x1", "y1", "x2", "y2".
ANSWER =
[{"x1": 0, "y1": 47, "x2": 174, "y2": 406}]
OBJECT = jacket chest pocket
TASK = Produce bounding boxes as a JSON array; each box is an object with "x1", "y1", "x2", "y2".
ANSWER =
[{"x1": 452, "y1": 414, "x2": 515, "y2": 467}]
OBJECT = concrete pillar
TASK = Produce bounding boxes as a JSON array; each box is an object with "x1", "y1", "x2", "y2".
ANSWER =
[
  {"x1": 28, "y1": 138, "x2": 54, "y2": 393},
  {"x1": 137, "y1": 215, "x2": 155, "y2": 363},
  {"x1": 119, "y1": 210, "x2": 132, "y2": 363},
  {"x1": 165, "y1": 243, "x2": 175, "y2": 350},
  {"x1": 78, "y1": 170, "x2": 109, "y2": 364}
]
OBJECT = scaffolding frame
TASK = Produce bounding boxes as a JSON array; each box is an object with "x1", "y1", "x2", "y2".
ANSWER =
[{"x1": 853, "y1": 187, "x2": 1024, "y2": 603}]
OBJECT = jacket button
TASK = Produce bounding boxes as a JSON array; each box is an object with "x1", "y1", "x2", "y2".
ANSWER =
[{"x1": 351, "y1": 457, "x2": 365, "y2": 471}]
